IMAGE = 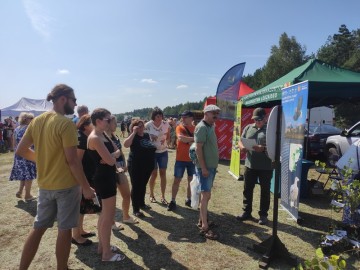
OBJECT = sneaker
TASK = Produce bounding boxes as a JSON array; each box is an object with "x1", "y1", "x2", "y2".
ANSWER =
[
  {"x1": 258, "y1": 216, "x2": 268, "y2": 225},
  {"x1": 236, "y1": 212, "x2": 253, "y2": 221},
  {"x1": 167, "y1": 201, "x2": 176, "y2": 211},
  {"x1": 185, "y1": 199, "x2": 191, "y2": 207}
]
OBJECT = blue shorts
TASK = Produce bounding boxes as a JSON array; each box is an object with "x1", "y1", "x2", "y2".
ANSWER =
[
  {"x1": 174, "y1": 161, "x2": 195, "y2": 178},
  {"x1": 196, "y1": 167, "x2": 217, "y2": 192},
  {"x1": 154, "y1": 151, "x2": 168, "y2": 169}
]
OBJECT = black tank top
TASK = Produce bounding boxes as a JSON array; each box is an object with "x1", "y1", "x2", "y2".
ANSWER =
[{"x1": 88, "y1": 134, "x2": 117, "y2": 184}]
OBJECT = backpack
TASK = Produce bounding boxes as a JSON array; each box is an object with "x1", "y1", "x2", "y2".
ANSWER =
[{"x1": 189, "y1": 142, "x2": 197, "y2": 163}]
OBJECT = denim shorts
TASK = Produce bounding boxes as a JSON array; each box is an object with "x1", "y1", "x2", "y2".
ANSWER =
[
  {"x1": 196, "y1": 167, "x2": 217, "y2": 192},
  {"x1": 174, "y1": 161, "x2": 195, "y2": 178},
  {"x1": 34, "y1": 185, "x2": 81, "y2": 230},
  {"x1": 154, "y1": 151, "x2": 168, "y2": 169}
]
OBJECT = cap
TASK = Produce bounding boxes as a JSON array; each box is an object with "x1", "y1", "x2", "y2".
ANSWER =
[
  {"x1": 203, "y1": 104, "x2": 221, "y2": 113},
  {"x1": 180, "y1": 110, "x2": 194, "y2": 117},
  {"x1": 251, "y1": 108, "x2": 266, "y2": 120}
]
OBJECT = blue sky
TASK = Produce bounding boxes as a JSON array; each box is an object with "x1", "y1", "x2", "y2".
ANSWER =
[{"x1": 0, "y1": 0, "x2": 359, "y2": 114}]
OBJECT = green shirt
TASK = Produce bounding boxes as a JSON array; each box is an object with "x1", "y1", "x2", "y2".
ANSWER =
[
  {"x1": 241, "y1": 123, "x2": 273, "y2": 170},
  {"x1": 194, "y1": 120, "x2": 219, "y2": 169}
]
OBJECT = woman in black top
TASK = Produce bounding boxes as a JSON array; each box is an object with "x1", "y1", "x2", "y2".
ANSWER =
[
  {"x1": 88, "y1": 108, "x2": 124, "y2": 262},
  {"x1": 106, "y1": 115, "x2": 139, "y2": 226},
  {"x1": 124, "y1": 119, "x2": 156, "y2": 217},
  {"x1": 71, "y1": 114, "x2": 100, "y2": 246}
]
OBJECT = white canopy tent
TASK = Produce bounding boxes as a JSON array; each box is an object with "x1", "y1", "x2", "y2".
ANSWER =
[{"x1": 0, "y1": 97, "x2": 53, "y2": 118}]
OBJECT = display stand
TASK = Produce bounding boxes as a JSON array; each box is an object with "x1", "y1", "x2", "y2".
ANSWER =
[{"x1": 251, "y1": 106, "x2": 297, "y2": 268}]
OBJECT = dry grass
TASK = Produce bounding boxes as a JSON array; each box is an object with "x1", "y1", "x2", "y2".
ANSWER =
[{"x1": 0, "y1": 139, "x2": 359, "y2": 270}]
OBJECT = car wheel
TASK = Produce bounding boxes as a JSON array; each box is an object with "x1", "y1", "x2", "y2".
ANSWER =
[{"x1": 326, "y1": 147, "x2": 340, "y2": 167}]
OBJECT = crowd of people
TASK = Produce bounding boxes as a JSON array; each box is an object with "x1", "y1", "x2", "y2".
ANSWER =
[
  {"x1": 6, "y1": 83, "x2": 272, "y2": 269},
  {"x1": 0, "y1": 116, "x2": 17, "y2": 152}
]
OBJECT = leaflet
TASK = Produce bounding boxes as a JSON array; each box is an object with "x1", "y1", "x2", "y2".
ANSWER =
[{"x1": 241, "y1": 138, "x2": 257, "y2": 151}]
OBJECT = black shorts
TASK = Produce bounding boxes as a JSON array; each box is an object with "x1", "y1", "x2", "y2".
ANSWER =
[{"x1": 93, "y1": 174, "x2": 117, "y2": 199}]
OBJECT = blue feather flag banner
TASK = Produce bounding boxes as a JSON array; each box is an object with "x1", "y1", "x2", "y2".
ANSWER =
[{"x1": 216, "y1": 62, "x2": 245, "y2": 120}]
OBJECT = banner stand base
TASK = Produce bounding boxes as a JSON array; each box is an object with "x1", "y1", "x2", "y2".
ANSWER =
[
  {"x1": 227, "y1": 170, "x2": 243, "y2": 181},
  {"x1": 250, "y1": 235, "x2": 297, "y2": 269}
]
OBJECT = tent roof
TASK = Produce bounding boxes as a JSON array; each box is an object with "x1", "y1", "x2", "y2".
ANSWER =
[
  {"x1": 0, "y1": 97, "x2": 53, "y2": 117},
  {"x1": 241, "y1": 59, "x2": 360, "y2": 108}
]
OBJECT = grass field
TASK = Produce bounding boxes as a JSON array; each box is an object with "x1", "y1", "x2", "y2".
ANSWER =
[{"x1": 0, "y1": 136, "x2": 359, "y2": 270}]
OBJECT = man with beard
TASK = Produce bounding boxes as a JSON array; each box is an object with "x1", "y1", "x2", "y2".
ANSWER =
[
  {"x1": 195, "y1": 104, "x2": 220, "y2": 240},
  {"x1": 16, "y1": 84, "x2": 95, "y2": 270}
]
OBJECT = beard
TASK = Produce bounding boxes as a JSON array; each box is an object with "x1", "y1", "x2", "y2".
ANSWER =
[{"x1": 64, "y1": 101, "x2": 74, "y2": 115}]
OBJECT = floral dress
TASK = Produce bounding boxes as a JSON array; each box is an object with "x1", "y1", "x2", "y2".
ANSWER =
[{"x1": 9, "y1": 125, "x2": 37, "y2": 181}]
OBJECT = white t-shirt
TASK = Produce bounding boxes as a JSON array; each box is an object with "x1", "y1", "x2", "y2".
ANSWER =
[{"x1": 145, "y1": 120, "x2": 170, "y2": 153}]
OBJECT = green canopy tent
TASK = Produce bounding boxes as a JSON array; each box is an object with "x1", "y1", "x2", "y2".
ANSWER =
[{"x1": 241, "y1": 59, "x2": 360, "y2": 108}]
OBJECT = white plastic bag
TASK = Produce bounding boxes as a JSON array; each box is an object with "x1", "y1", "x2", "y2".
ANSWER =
[{"x1": 190, "y1": 174, "x2": 201, "y2": 209}]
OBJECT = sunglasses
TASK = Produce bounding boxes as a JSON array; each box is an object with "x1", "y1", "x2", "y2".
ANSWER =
[
  {"x1": 102, "y1": 118, "x2": 111, "y2": 124},
  {"x1": 255, "y1": 118, "x2": 264, "y2": 122}
]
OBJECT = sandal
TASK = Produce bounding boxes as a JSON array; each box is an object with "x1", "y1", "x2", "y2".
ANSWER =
[
  {"x1": 97, "y1": 245, "x2": 119, "y2": 254},
  {"x1": 149, "y1": 196, "x2": 157, "y2": 203},
  {"x1": 111, "y1": 223, "x2": 125, "y2": 231},
  {"x1": 25, "y1": 196, "x2": 37, "y2": 202},
  {"x1": 197, "y1": 220, "x2": 217, "y2": 229},
  {"x1": 199, "y1": 228, "x2": 219, "y2": 240},
  {"x1": 123, "y1": 217, "x2": 139, "y2": 224},
  {"x1": 102, "y1": 253, "x2": 125, "y2": 262},
  {"x1": 16, "y1": 192, "x2": 22, "y2": 198},
  {"x1": 160, "y1": 198, "x2": 168, "y2": 205}
]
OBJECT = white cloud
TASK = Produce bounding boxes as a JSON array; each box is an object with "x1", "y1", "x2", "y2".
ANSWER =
[
  {"x1": 140, "y1": 78, "x2": 158, "y2": 84},
  {"x1": 23, "y1": 0, "x2": 53, "y2": 39},
  {"x1": 176, "y1": 84, "x2": 188, "y2": 89},
  {"x1": 57, "y1": 69, "x2": 69, "y2": 75}
]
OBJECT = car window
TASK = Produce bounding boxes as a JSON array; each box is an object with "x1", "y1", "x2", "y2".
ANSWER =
[
  {"x1": 349, "y1": 127, "x2": 360, "y2": 137},
  {"x1": 319, "y1": 125, "x2": 342, "y2": 133}
]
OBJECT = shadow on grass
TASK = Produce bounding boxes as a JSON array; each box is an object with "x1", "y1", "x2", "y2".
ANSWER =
[
  {"x1": 114, "y1": 226, "x2": 188, "y2": 270},
  {"x1": 140, "y1": 206, "x2": 297, "y2": 268},
  {"x1": 73, "y1": 240, "x2": 143, "y2": 270},
  {"x1": 300, "y1": 193, "x2": 332, "y2": 210},
  {"x1": 14, "y1": 199, "x2": 37, "y2": 217}
]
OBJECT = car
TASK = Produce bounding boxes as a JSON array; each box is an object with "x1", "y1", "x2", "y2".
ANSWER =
[
  {"x1": 325, "y1": 121, "x2": 360, "y2": 164},
  {"x1": 304, "y1": 124, "x2": 342, "y2": 159}
]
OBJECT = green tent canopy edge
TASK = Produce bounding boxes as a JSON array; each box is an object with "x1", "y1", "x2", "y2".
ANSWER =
[{"x1": 241, "y1": 59, "x2": 360, "y2": 108}]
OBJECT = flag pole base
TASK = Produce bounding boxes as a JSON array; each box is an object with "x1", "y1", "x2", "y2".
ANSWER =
[{"x1": 250, "y1": 235, "x2": 298, "y2": 269}]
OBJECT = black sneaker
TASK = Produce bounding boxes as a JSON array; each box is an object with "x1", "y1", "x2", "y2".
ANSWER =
[
  {"x1": 258, "y1": 216, "x2": 268, "y2": 225},
  {"x1": 236, "y1": 212, "x2": 253, "y2": 221},
  {"x1": 167, "y1": 201, "x2": 176, "y2": 211},
  {"x1": 185, "y1": 199, "x2": 191, "y2": 207}
]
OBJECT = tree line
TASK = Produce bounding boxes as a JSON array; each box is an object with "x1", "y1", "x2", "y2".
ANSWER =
[
  {"x1": 242, "y1": 24, "x2": 360, "y2": 128},
  {"x1": 115, "y1": 98, "x2": 207, "y2": 122},
  {"x1": 116, "y1": 24, "x2": 360, "y2": 127}
]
